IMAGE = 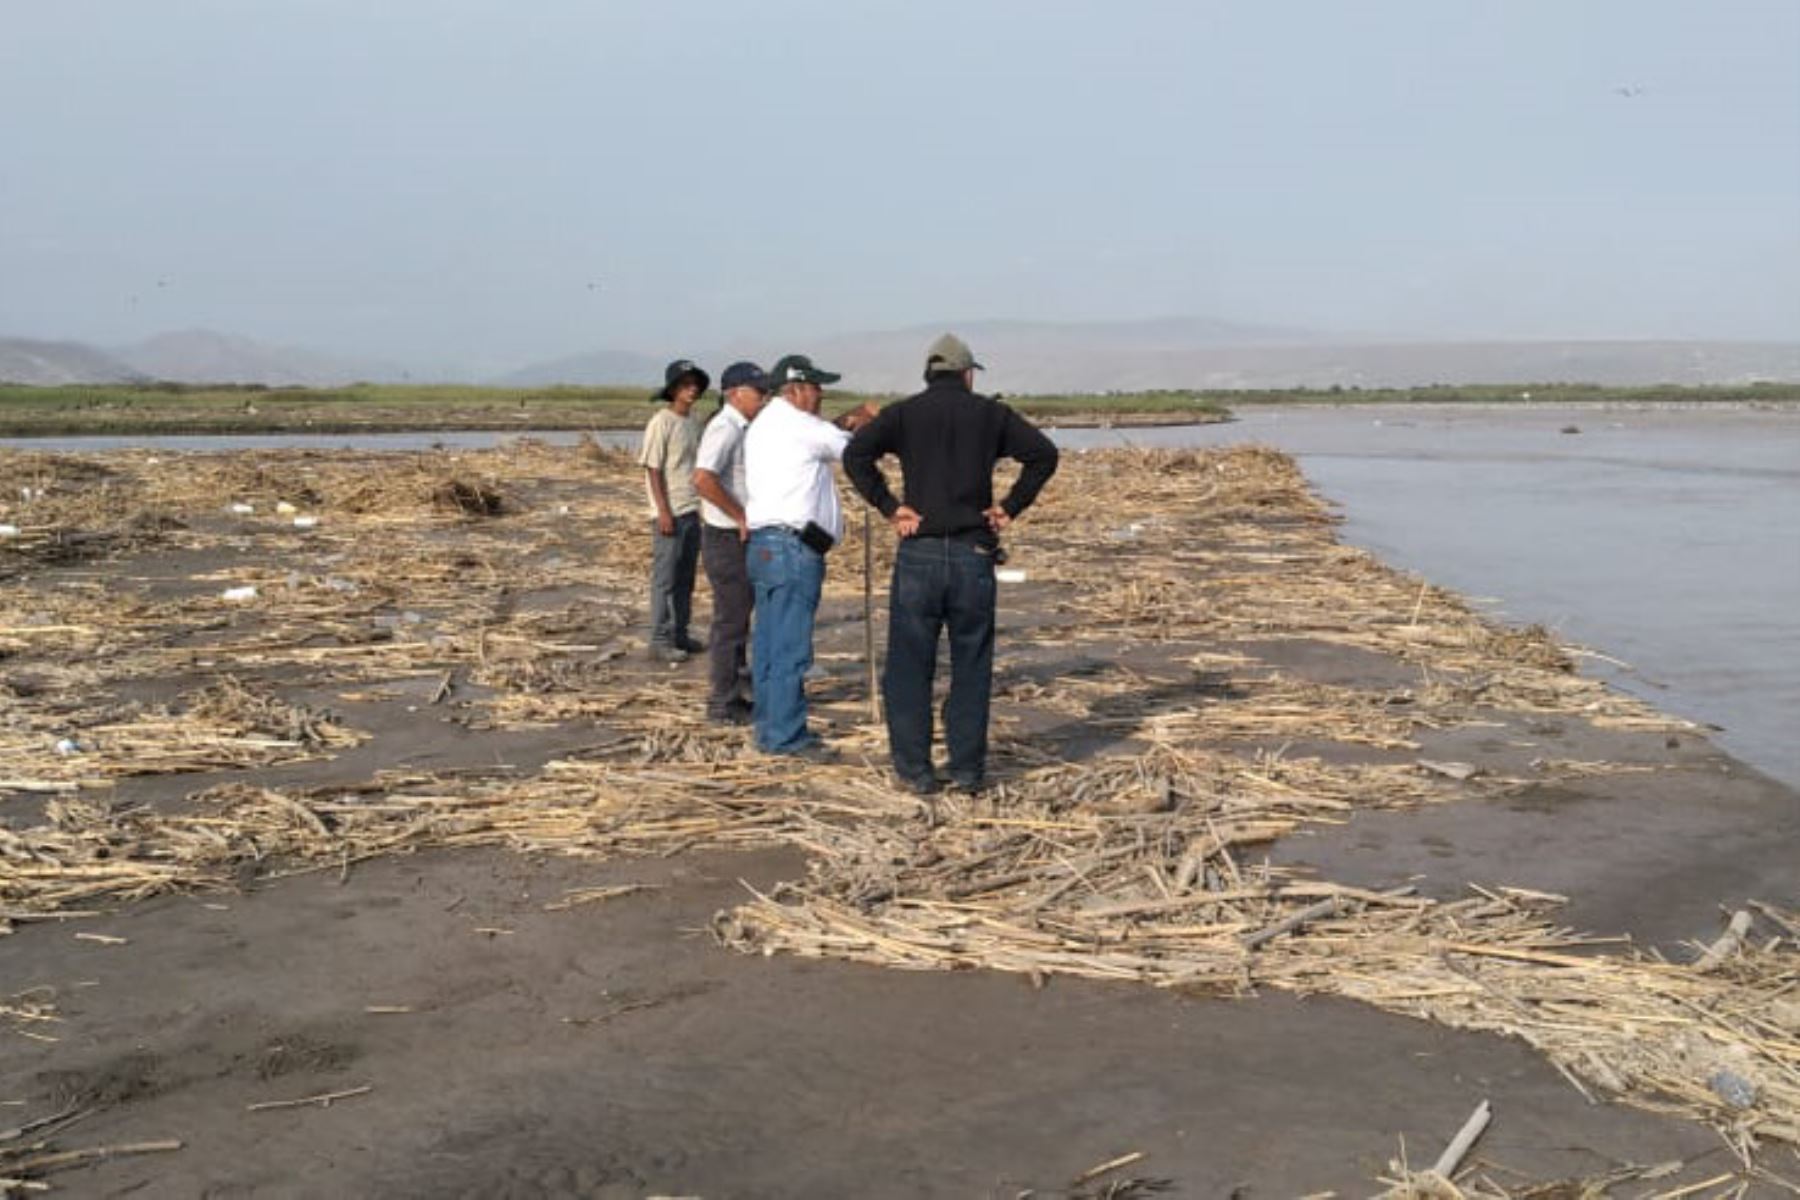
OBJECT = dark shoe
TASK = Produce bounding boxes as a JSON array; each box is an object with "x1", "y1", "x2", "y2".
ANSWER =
[
  {"x1": 675, "y1": 635, "x2": 707, "y2": 654},
  {"x1": 707, "y1": 700, "x2": 753, "y2": 726},
  {"x1": 649, "y1": 644, "x2": 688, "y2": 665},
  {"x1": 773, "y1": 740, "x2": 838, "y2": 764},
  {"x1": 949, "y1": 775, "x2": 988, "y2": 795},
  {"x1": 898, "y1": 773, "x2": 940, "y2": 796}
]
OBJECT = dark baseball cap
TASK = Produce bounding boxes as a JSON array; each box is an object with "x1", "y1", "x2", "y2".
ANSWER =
[
  {"x1": 720, "y1": 361, "x2": 771, "y2": 393},
  {"x1": 769, "y1": 354, "x2": 842, "y2": 387},
  {"x1": 653, "y1": 358, "x2": 710, "y2": 401}
]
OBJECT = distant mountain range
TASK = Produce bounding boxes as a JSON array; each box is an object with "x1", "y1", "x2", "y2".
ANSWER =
[
  {"x1": 0, "y1": 337, "x2": 146, "y2": 385},
  {"x1": 119, "y1": 330, "x2": 406, "y2": 388},
  {"x1": 0, "y1": 330, "x2": 403, "y2": 388},
  {"x1": 4, "y1": 321, "x2": 1799, "y2": 392},
  {"x1": 494, "y1": 348, "x2": 664, "y2": 388},
  {"x1": 796, "y1": 322, "x2": 1800, "y2": 393}
]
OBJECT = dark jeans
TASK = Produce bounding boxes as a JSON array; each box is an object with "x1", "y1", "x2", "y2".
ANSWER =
[
  {"x1": 701, "y1": 523, "x2": 752, "y2": 714},
  {"x1": 649, "y1": 512, "x2": 700, "y2": 648},
  {"x1": 883, "y1": 536, "x2": 996, "y2": 786},
  {"x1": 746, "y1": 527, "x2": 825, "y2": 753}
]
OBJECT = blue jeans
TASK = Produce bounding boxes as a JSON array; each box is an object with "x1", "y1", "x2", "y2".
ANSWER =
[
  {"x1": 746, "y1": 528, "x2": 826, "y2": 753},
  {"x1": 883, "y1": 537, "x2": 996, "y2": 785}
]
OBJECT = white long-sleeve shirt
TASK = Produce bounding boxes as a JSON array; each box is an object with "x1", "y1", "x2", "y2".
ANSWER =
[{"x1": 744, "y1": 396, "x2": 851, "y2": 543}]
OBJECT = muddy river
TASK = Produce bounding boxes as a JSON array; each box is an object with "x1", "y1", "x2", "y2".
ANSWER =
[{"x1": 1070, "y1": 405, "x2": 1800, "y2": 789}]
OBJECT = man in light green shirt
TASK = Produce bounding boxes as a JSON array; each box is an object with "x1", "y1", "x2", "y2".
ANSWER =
[{"x1": 638, "y1": 359, "x2": 708, "y2": 663}]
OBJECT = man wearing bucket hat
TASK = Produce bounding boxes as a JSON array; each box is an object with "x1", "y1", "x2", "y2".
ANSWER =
[
  {"x1": 844, "y1": 333, "x2": 1059, "y2": 794},
  {"x1": 742, "y1": 354, "x2": 876, "y2": 758},
  {"x1": 638, "y1": 358, "x2": 709, "y2": 664},
  {"x1": 691, "y1": 361, "x2": 771, "y2": 723}
]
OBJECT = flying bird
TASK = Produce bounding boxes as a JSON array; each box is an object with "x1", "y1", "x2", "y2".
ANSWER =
[{"x1": 1613, "y1": 85, "x2": 1645, "y2": 98}]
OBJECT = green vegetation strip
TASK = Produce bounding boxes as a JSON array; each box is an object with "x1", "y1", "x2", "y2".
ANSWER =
[
  {"x1": 0, "y1": 380, "x2": 1793, "y2": 436},
  {"x1": 0, "y1": 382, "x2": 1224, "y2": 435}
]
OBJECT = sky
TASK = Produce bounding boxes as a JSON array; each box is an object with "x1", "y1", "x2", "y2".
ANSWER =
[{"x1": 2, "y1": 0, "x2": 1797, "y2": 376}]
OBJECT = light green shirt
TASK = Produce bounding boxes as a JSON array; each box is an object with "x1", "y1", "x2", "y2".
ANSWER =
[{"x1": 637, "y1": 406, "x2": 702, "y2": 518}]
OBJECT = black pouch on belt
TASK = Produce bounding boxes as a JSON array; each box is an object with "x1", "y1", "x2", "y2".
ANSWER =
[{"x1": 799, "y1": 521, "x2": 836, "y2": 555}]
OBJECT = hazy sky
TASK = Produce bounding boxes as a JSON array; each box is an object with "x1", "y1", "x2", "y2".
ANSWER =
[{"x1": 3, "y1": 0, "x2": 1797, "y2": 375}]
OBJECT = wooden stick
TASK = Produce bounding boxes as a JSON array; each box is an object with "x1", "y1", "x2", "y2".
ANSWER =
[
  {"x1": 863, "y1": 507, "x2": 879, "y2": 723},
  {"x1": 246, "y1": 1085, "x2": 371, "y2": 1112},
  {"x1": 1241, "y1": 896, "x2": 1340, "y2": 950},
  {"x1": 4, "y1": 1139, "x2": 182, "y2": 1173},
  {"x1": 1431, "y1": 1099, "x2": 1491, "y2": 1177},
  {"x1": 1072, "y1": 1150, "x2": 1144, "y2": 1184}
]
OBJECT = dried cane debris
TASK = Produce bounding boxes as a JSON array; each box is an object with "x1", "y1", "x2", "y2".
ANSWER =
[{"x1": 1, "y1": 442, "x2": 1786, "y2": 1193}]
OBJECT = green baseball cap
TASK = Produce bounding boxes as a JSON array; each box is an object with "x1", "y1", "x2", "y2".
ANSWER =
[
  {"x1": 925, "y1": 333, "x2": 983, "y2": 373},
  {"x1": 770, "y1": 354, "x2": 842, "y2": 386}
]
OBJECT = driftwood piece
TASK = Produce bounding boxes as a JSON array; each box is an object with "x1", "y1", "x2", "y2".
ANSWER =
[{"x1": 1692, "y1": 910, "x2": 1753, "y2": 973}]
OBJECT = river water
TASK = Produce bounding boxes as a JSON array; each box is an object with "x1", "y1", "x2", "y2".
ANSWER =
[
  {"x1": 1062, "y1": 405, "x2": 1800, "y2": 789},
  {"x1": 9, "y1": 404, "x2": 1797, "y2": 787}
]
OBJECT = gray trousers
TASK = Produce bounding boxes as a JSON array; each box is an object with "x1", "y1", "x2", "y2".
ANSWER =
[
  {"x1": 701, "y1": 523, "x2": 753, "y2": 713},
  {"x1": 649, "y1": 512, "x2": 701, "y2": 648}
]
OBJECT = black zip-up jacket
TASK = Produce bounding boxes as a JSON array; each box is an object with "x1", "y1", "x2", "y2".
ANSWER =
[{"x1": 843, "y1": 377, "x2": 1060, "y2": 542}]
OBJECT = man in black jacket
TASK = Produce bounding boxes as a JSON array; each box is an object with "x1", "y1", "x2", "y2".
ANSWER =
[{"x1": 844, "y1": 334, "x2": 1059, "y2": 794}]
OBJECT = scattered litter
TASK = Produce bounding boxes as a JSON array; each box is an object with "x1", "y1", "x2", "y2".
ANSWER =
[
  {"x1": 995, "y1": 568, "x2": 1028, "y2": 584},
  {"x1": 292, "y1": 515, "x2": 319, "y2": 530},
  {"x1": 363, "y1": 1005, "x2": 413, "y2": 1015},
  {"x1": 227, "y1": 502, "x2": 255, "y2": 515},
  {"x1": 275, "y1": 501, "x2": 298, "y2": 516},
  {"x1": 0, "y1": 524, "x2": 19, "y2": 539},
  {"x1": 1710, "y1": 1068, "x2": 1759, "y2": 1109},
  {"x1": 52, "y1": 738, "x2": 81, "y2": 757},
  {"x1": 220, "y1": 585, "x2": 258, "y2": 603},
  {"x1": 1416, "y1": 759, "x2": 1482, "y2": 782}
]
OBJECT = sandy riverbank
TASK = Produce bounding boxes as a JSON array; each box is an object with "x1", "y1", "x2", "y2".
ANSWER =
[{"x1": 1, "y1": 442, "x2": 1795, "y2": 1197}]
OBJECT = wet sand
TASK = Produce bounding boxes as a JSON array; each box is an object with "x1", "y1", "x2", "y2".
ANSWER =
[
  {"x1": 5, "y1": 617, "x2": 1792, "y2": 1196},
  {"x1": 2, "y1": 444, "x2": 1796, "y2": 1196}
]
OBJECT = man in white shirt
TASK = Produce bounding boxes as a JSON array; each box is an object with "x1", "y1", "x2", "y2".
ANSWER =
[
  {"x1": 692, "y1": 361, "x2": 770, "y2": 724},
  {"x1": 742, "y1": 354, "x2": 873, "y2": 758}
]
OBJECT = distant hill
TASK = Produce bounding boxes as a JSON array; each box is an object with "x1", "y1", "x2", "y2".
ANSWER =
[
  {"x1": 114, "y1": 330, "x2": 406, "y2": 386},
  {"x1": 494, "y1": 349, "x2": 664, "y2": 387},
  {"x1": 800, "y1": 324, "x2": 1800, "y2": 393},
  {"x1": 11, "y1": 319, "x2": 1800, "y2": 393},
  {"x1": 0, "y1": 337, "x2": 145, "y2": 385}
]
